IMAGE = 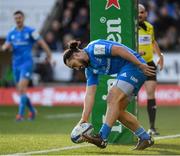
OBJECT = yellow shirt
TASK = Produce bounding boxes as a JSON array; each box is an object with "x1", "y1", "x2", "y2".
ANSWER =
[{"x1": 138, "y1": 21, "x2": 155, "y2": 63}]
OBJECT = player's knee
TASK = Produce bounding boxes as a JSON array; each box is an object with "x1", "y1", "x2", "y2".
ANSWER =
[
  {"x1": 107, "y1": 90, "x2": 124, "y2": 107},
  {"x1": 147, "y1": 92, "x2": 155, "y2": 99},
  {"x1": 17, "y1": 86, "x2": 26, "y2": 94},
  {"x1": 107, "y1": 90, "x2": 116, "y2": 104}
]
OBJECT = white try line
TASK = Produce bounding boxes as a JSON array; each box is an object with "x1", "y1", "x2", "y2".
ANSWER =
[
  {"x1": 44, "y1": 113, "x2": 81, "y2": 119},
  {"x1": 7, "y1": 144, "x2": 92, "y2": 156},
  {"x1": 7, "y1": 134, "x2": 180, "y2": 155},
  {"x1": 154, "y1": 134, "x2": 180, "y2": 140}
]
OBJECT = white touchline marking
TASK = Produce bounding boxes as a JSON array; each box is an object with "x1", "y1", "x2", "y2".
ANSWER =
[
  {"x1": 6, "y1": 134, "x2": 180, "y2": 155},
  {"x1": 7, "y1": 144, "x2": 92, "y2": 156},
  {"x1": 44, "y1": 113, "x2": 81, "y2": 119},
  {"x1": 154, "y1": 134, "x2": 180, "y2": 140}
]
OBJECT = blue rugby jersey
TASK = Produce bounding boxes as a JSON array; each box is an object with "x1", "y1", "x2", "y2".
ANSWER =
[
  {"x1": 5, "y1": 26, "x2": 41, "y2": 67},
  {"x1": 83, "y1": 39, "x2": 146, "y2": 86}
]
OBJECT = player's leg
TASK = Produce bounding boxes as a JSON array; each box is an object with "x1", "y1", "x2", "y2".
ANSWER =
[
  {"x1": 144, "y1": 80, "x2": 159, "y2": 135},
  {"x1": 145, "y1": 61, "x2": 159, "y2": 135},
  {"x1": 13, "y1": 68, "x2": 24, "y2": 121},
  {"x1": 16, "y1": 79, "x2": 29, "y2": 121},
  {"x1": 113, "y1": 79, "x2": 154, "y2": 150},
  {"x1": 20, "y1": 65, "x2": 36, "y2": 120},
  {"x1": 83, "y1": 68, "x2": 154, "y2": 149},
  {"x1": 99, "y1": 86, "x2": 127, "y2": 139},
  {"x1": 98, "y1": 85, "x2": 149, "y2": 140},
  {"x1": 82, "y1": 81, "x2": 153, "y2": 149},
  {"x1": 116, "y1": 97, "x2": 154, "y2": 150},
  {"x1": 117, "y1": 97, "x2": 141, "y2": 131}
]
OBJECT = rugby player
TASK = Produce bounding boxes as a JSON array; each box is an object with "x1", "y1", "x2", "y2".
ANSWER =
[
  {"x1": 1, "y1": 10, "x2": 52, "y2": 121},
  {"x1": 63, "y1": 39, "x2": 155, "y2": 150}
]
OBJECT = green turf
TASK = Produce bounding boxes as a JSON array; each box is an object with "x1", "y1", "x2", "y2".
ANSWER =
[
  {"x1": 0, "y1": 106, "x2": 180, "y2": 155},
  {"x1": 138, "y1": 106, "x2": 180, "y2": 135}
]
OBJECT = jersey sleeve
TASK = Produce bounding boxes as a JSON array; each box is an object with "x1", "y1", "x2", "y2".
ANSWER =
[
  {"x1": 85, "y1": 68, "x2": 99, "y2": 86},
  {"x1": 31, "y1": 29, "x2": 42, "y2": 41}
]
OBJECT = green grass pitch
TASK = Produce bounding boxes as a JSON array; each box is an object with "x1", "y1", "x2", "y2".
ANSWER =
[{"x1": 0, "y1": 106, "x2": 180, "y2": 155}]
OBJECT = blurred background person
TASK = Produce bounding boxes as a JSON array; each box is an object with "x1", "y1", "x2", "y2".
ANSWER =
[
  {"x1": 0, "y1": 10, "x2": 52, "y2": 121},
  {"x1": 138, "y1": 4, "x2": 164, "y2": 135}
]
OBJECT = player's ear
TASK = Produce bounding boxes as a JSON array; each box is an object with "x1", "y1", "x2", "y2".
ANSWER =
[{"x1": 73, "y1": 52, "x2": 81, "y2": 57}]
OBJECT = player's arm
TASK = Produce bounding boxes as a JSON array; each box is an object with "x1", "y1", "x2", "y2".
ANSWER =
[
  {"x1": 79, "y1": 85, "x2": 97, "y2": 123},
  {"x1": 0, "y1": 43, "x2": 11, "y2": 52},
  {"x1": 0, "y1": 31, "x2": 12, "y2": 52},
  {"x1": 153, "y1": 40, "x2": 164, "y2": 70},
  {"x1": 31, "y1": 30, "x2": 52, "y2": 62},
  {"x1": 37, "y1": 39, "x2": 52, "y2": 62},
  {"x1": 111, "y1": 45, "x2": 155, "y2": 76}
]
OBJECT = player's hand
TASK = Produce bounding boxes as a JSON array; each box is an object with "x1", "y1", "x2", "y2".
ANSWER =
[
  {"x1": 139, "y1": 51, "x2": 146, "y2": 56},
  {"x1": 46, "y1": 53, "x2": 52, "y2": 62},
  {"x1": 157, "y1": 54, "x2": 164, "y2": 71},
  {"x1": 78, "y1": 119, "x2": 87, "y2": 125},
  {"x1": 45, "y1": 53, "x2": 57, "y2": 67},
  {"x1": 0, "y1": 46, "x2": 6, "y2": 52},
  {"x1": 139, "y1": 63, "x2": 156, "y2": 76}
]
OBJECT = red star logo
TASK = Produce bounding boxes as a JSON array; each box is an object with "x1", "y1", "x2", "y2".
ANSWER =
[{"x1": 105, "y1": 0, "x2": 120, "y2": 10}]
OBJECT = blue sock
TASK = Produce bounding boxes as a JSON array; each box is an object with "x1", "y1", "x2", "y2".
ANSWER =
[
  {"x1": 99, "y1": 123, "x2": 111, "y2": 140},
  {"x1": 26, "y1": 96, "x2": 35, "y2": 113},
  {"x1": 134, "y1": 127, "x2": 150, "y2": 140},
  {"x1": 18, "y1": 94, "x2": 28, "y2": 116}
]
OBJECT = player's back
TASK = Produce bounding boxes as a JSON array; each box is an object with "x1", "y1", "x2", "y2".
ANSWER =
[
  {"x1": 84, "y1": 39, "x2": 145, "y2": 75},
  {"x1": 6, "y1": 26, "x2": 36, "y2": 67}
]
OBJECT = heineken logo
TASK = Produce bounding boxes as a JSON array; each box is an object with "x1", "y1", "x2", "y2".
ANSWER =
[
  {"x1": 100, "y1": 17, "x2": 122, "y2": 43},
  {"x1": 105, "y1": 0, "x2": 120, "y2": 10}
]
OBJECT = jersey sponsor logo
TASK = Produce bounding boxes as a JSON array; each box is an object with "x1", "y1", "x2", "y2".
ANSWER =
[
  {"x1": 13, "y1": 41, "x2": 29, "y2": 46},
  {"x1": 95, "y1": 58, "x2": 102, "y2": 63},
  {"x1": 94, "y1": 44, "x2": 106, "y2": 55},
  {"x1": 130, "y1": 76, "x2": 138, "y2": 83},
  {"x1": 120, "y1": 72, "x2": 127, "y2": 77},
  {"x1": 11, "y1": 35, "x2": 15, "y2": 40},
  {"x1": 93, "y1": 69, "x2": 98, "y2": 74},
  {"x1": 139, "y1": 35, "x2": 151, "y2": 45}
]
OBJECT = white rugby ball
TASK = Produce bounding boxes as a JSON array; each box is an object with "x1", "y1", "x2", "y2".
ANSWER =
[{"x1": 71, "y1": 122, "x2": 93, "y2": 143}]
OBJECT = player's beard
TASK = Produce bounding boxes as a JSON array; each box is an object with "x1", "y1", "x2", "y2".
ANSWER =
[{"x1": 80, "y1": 59, "x2": 89, "y2": 69}]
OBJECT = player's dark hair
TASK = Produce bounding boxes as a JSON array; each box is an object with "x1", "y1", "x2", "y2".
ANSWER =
[
  {"x1": 63, "y1": 40, "x2": 81, "y2": 65},
  {"x1": 13, "y1": 10, "x2": 24, "y2": 17}
]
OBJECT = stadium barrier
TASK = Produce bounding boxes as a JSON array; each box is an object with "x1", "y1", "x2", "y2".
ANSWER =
[
  {"x1": 0, "y1": 85, "x2": 180, "y2": 106},
  {"x1": 0, "y1": 86, "x2": 85, "y2": 106}
]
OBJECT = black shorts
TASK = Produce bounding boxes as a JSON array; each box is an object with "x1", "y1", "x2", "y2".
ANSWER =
[{"x1": 146, "y1": 61, "x2": 157, "y2": 81}]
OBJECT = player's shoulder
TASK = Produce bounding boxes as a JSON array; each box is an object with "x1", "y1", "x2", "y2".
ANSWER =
[
  {"x1": 84, "y1": 40, "x2": 99, "y2": 51},
  {"x1": 7, "y1": 27, "x2": 16, "y2": 34},
  {"x1": 144, "y1": 21, "x2": 154, "y2": 29},
  {"x1": 84, "y1": 39, "x2": 106, "y2": 54},
  {"x1": 86, "y1": 39, "x2": 113, "y2": 48},
  {"x1": 24, "y1": 26, "x2": 35, "y2": 32},
  {"x1": 88, "y1": 39, "x2": 102, "y2": 46}
]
